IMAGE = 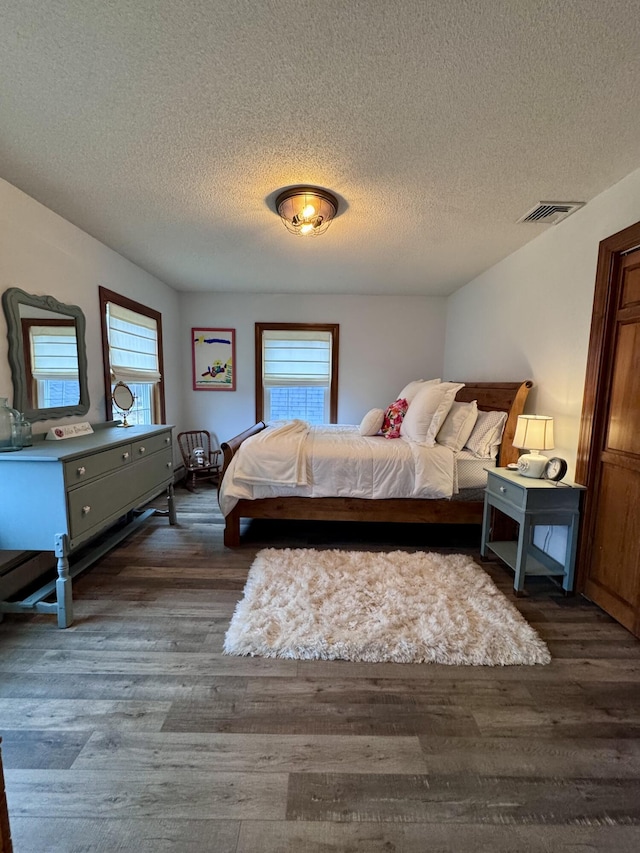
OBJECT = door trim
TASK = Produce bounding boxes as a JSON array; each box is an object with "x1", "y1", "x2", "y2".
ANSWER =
[{"x1": 575, "y1": 219, "x2": 640, "y2": 591}]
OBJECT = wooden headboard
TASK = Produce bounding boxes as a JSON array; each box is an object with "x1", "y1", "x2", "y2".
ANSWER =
[{"x1": 454, "y1": 380, "x2": 533, "y2": 467}]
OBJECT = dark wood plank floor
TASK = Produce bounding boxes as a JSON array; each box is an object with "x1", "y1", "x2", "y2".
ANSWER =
[{"x1": 2, "y1": 485, "x2": 640, "y2": 852}]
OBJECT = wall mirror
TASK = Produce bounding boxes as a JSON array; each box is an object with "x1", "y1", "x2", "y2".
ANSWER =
[{"x1": 2, "y1": 287, "x2": 90, "y2": 422}]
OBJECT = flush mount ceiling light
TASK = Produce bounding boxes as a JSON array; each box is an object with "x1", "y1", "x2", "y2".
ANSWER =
[{"x1": 275, "y1": 186, "x2": 338, "y2": 237}]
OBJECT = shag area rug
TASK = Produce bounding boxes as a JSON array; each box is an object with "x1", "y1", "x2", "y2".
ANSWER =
[{"x1": 224, "y1": 548, "x2": 550, "y2": 666}]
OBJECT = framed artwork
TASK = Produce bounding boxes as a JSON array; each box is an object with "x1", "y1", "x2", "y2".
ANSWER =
[{"x1": 192, "y1": 328, "x2": 236, "y2": 391}]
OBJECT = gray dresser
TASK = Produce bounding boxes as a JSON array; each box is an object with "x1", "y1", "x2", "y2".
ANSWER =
[{"x1": 0, "y1": 423, "x2": 175, "y2": 627}]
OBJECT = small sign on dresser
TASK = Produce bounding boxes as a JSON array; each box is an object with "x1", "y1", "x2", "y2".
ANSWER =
[{"x1": 45, "y1": 422, "x2": 94, "y2": 441}]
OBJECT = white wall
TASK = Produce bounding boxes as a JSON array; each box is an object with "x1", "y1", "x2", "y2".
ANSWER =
[
  {"x1": 444, "y1": 166, "x2": 640, "y2": 479},
  {"x1": 181, "y1": 292, "x2": 447, "y2": 444},
  {"x1": 0, "y1": 178, "x2": 183, "y2": 436},
  {"x1": 9, "y1": 156, "x2": 640, "y2": 482}
]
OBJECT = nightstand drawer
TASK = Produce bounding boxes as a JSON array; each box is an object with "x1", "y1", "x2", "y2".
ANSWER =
[{"x1": 486, "y1": 472, "x2": 527, "y2": 508}]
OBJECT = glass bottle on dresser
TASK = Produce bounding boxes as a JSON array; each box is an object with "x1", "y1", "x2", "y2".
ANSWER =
[
  {"x1": 20, "y1": 416, "x2": 32, "y2": 447},
  {"x1": 0, "y1": 397, "x2": 21, "y2": 451}
]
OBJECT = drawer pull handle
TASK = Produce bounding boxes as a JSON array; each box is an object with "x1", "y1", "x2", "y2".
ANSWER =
[
  {"x1": 122, "y1": 452, "x2": 130, "y2": 460},
  {"x1": 139, "y1": 446, "x2": 146, "y2": 454},
  {"x1": 499, "y1": 486, "x2": 507, "y2": 493},
  {"x1": 165, "y1": 437, "x2": 171, "y2": 444},
  {"x1": 82, "y1": 505, "x2": 91, "y2": 515},
  {"x1": 166, "y1": 461, "x2": 172, "y2": 469},
  {"x1": 77, "y1": 466, "x2": 86, "y2": 476}
]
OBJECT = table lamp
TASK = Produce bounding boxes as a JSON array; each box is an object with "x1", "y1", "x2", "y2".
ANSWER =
[{"x1": 512, "y1": 414, "x2": 554, "y2": 478}]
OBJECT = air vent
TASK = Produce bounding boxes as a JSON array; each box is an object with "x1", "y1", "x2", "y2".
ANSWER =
[{"x1": 517, "y1": 201, "x2": 585, "y2": 225}]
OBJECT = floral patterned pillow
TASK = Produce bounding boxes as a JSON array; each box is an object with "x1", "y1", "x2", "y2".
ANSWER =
[{"x1": 380, "y1": 397, "x2": 409, "y2": 439}]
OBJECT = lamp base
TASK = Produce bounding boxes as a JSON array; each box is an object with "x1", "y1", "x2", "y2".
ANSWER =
[{"x1": 516, "y1": 451, "x2": 548, "y2": 478}]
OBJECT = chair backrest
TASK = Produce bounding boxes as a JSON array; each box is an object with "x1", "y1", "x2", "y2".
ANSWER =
[{"x1": 177, "y1": 430, "x2": 212, "y2": 468}]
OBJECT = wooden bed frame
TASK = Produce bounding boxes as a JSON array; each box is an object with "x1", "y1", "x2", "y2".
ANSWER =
[{"x1": 219, "y1": 381, "x2": 533, "y2": 546}]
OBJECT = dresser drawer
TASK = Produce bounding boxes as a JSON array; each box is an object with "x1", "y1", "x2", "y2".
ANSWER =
[
  {"x1": 64, "y1": 444, "x2": 132, "y2": 487},
  {"x1": 131, "y1": 431, "x2": 173, "y2": 460},
  {"x1": 486, "y1": 472, "x2": 527, "y2": 508},
  {"x1": 68, "y1": 467, "x2": 132, "y2": 540},
  {"x1": 133, "y1": 448, "x2": 174, "y2": 498},
  {"x1": 67, "y1": 448, "x2": 174, "y2": 541}
]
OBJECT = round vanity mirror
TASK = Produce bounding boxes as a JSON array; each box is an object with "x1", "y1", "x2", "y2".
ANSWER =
[{"x1": 112, "y1": 382, "x2": 135, "y2": 427}]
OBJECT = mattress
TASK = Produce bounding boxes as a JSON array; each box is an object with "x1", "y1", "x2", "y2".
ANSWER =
[{"x1": 456, "y1": 449, "x2": 496, "y2": 489}]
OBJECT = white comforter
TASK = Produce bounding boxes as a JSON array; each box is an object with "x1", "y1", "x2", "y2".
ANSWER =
[
  {"x1": 219, "y1": 422, "x2": 455, "y2": 516},
  {"x1": 231, "y1": 419, "x2": 310, "y2": 486}
]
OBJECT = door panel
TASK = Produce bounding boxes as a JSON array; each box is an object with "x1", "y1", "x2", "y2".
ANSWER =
[
  {"x1": 606, "y1": 322, "x2": 640, "y2": 454},
  {"x1": 620, "y1": 259, "x2": 640, "y2": 307},
  {"x1": 578, "y1": 240, "x2": 640, "y2": 638},
  {"x1": 585, "y1": 463, "x2": 640, "y2": 628}
]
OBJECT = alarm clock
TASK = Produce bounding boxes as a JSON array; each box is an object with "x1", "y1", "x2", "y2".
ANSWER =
[{"x1": 543, "y1": 457, "x2": 568, "y2": 482}]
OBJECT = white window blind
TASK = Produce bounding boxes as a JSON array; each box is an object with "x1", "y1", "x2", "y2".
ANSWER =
[
  {"x1": 107, "y1": 302, "x2": 161, "y2": 384},
  {"x1": 262, "y1": 330, "x2": 332, "y2": 387},
  {"x1": 30, "y1": 325, "x2": 79, "y2": 380}
]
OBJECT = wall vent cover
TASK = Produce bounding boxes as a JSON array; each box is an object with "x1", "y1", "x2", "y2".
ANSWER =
[{"x1": 517, "y1": 201, "x2": 585, "y2": 225}]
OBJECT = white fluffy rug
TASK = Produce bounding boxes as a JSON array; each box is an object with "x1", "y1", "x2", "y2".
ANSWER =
[{"x1": 224, "y1": 548, "x2": 550, "y2": 666}]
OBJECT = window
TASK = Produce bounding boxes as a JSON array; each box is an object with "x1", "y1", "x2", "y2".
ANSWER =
[
  {"x1": 99, "y1": 287, "x2": 166, "y2": 424},
  {"x1": 22, "y1": 319, "x2": 80, "y2": 409},
  {"x1": 255, "y1": 323, "x2": 339, "y2": 424}
]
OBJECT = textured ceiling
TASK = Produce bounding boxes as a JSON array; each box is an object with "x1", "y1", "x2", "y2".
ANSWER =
[{"x1": 2, "y1": 0, "x2": 640, "y2": 296}]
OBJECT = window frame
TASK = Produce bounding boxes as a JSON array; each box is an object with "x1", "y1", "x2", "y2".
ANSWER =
[
  {"x1": 99, "y1": 286, "x2": 166, "y2": 424},
  {"x1": 255, "y1": 322, "x2": 339, "y2": 424}
]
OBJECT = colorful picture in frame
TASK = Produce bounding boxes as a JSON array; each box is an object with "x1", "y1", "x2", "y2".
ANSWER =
[{"x1": 192, "y1": 328, "x2": 236, "y2": 391}]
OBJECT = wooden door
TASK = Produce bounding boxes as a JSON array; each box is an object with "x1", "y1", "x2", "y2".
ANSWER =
[{"x1": 577, "y1": 225, "x2": 640, "y2": 637}]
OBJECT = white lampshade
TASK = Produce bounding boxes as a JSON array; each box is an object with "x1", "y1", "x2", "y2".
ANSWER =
[
  {"x1": 513, "y1": 415, "x2": 554, "y2": 452},
  {"x1": 512, "y1": 415, "x2": 554, "y2": 478}
]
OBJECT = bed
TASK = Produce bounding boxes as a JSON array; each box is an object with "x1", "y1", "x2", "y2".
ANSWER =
[{"x1": 219, "y1": 380, "x2": 533, "y2": 546}]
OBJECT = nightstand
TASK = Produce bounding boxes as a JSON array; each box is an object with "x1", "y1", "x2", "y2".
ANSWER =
[{"x1": 481, "y1": 468, "x2": 585, "y2": 594}]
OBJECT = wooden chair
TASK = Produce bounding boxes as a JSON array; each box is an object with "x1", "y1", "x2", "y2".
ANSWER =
[{"x1": 177, "y1": 430, "x2": 222, "y2": 492}]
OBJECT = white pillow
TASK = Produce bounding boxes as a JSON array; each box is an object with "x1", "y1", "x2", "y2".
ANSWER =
[
  {"x1": 464, "y1": 410, "x2": 508, "y2": 458},
  {"x1": 397, "y1": 378, "x2": 441, "y2": 405},
  {"x1": 359, "y1": 408, "x2": 385, "y2": 436},
  {"x1": 400, "y1": 382, "x2": 464, "y2": 445},
  {"x1": 436, "y1": 400, "x2": 478, "y2": 452}
]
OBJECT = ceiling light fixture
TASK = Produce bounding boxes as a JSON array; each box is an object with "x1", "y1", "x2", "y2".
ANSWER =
[{"x1": 275, "y1": 186, "x2": 338, "y2": 237}]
